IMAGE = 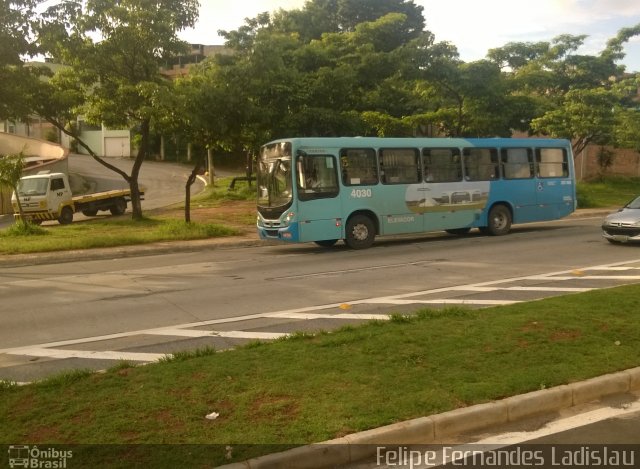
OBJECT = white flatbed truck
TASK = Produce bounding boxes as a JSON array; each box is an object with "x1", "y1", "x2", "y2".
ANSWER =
[{"x1": 11, "y1": 171, "x2": 143, "y2": 224}]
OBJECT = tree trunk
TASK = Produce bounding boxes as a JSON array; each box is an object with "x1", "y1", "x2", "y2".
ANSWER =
[
  {"x1": 130, "y1": 118, "x2": 151, "y2": 220},
  {"x1": 185, "y1": 156, "x2": 205, "y2": 223},
  {"x1": 207, "y1": 147, "x2": 214, "y2": 186}
]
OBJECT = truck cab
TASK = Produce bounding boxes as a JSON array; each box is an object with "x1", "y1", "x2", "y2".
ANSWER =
[{"x1": 12, "y1": 172, "x2": 74, "y2": 224}]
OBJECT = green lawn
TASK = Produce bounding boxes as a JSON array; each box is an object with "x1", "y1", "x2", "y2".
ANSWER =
[
  {"x1": 2, "y1": 284, "x2": 639, "y2": 466},
  {"x1": 576, "y1": 176, "x2": 640, "y2": 208}
]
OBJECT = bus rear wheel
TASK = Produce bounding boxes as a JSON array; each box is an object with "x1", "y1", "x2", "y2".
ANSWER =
[
  {"x1": 315, "y1": 239, "x2": 338, "y2": 247},
  {"x1": 486, "y1": 205, "x2": 512, "y2": 236},
  {"x1": 345, "y1": 214, "x2": 375, "y2": 249}
]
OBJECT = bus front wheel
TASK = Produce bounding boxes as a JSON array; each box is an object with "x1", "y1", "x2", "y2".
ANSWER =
[
  {"x1": 345, "y1": 215, "x2": 375, "y2": 249},
  {"x1": 486, "y1": 205, "x2": 512, "y2": 236}
]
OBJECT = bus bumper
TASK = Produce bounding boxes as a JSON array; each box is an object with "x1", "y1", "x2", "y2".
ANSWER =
[{"x1": 257, "y1": 222, "x2": 300, "y2": 242}]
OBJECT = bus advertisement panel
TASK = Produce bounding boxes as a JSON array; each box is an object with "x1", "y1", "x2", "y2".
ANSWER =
[{"x1": 256, "y1": 137, "x2": 575, "y2": 249}]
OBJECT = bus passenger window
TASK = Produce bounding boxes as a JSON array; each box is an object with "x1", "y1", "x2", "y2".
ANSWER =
[
  {"x1": 463, "y1": 148, "x2": 499, "y2": 181},
  {"x1": 379, "y1": 148, "x2": 420, "y2": 184},
  {"x1": 536, "y1": 148, "x2": 569, "y2": 178},
  {"x1": 501, "y1": 148, "x2": 533, "y2": 179},
  {"x1": 340, "y1": 148, "x2": 378, "y2": 186},
  {"x1": 422, "y1": 148, "x2": 462, "y2": 182}
]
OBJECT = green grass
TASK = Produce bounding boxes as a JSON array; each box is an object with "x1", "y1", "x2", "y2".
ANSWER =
[
  {"x1": 0, "y1": 176, "x2": 255, "y2": 255},
  {"x1": 1, "y1": 284, "x2": 639, "y2": 466},
  {"x1": 576, "y1": 176, "x2": 640, "y2": 208},
  {"x1": 0, "y1": 217, "x2": 239, "y2": 254},
  {"x1": 189, "y1": 176, "x2": 256, "y2": 208}
]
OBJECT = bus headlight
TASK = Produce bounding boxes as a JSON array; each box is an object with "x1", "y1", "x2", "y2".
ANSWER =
[{"x1": 282, "y1": 211, "x2": 295, "y2": 226}]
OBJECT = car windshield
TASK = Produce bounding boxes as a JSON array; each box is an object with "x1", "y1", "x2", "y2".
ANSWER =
[
  {"x1": 17, "y1": 178, "x2": 48, "y2": 196},
  {"x1": 626, "y1": 196, "x2": 640, "y2": 209}
]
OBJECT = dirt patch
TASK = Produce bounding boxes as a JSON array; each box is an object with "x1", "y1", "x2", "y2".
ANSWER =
[
  {"x1": 549, "y1": 329, "x2": 582, "y2": 341},
  {"x1": 150, "y1": 200, "x2": 255, "y2": 235}
]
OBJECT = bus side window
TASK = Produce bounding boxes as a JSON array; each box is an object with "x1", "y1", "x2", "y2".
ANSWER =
[
  {"x1": 536, "y1": 148, "x2": 569, "y2": 178},
  {"x1": 501, "y1": 148, "x2": 533, "y2": 179},
  {"x1": 422, "y1": 148, "x2": 462, "y2": 182},
  {"x1": 340, "y1": 148, "x2": 378, "y2": 186},
  {"x1": 463, "y1": 148, "x2": 499, "y2": 181},
  {"x1": 379, "y1": 148, "x2": 420, "y2": 184}
]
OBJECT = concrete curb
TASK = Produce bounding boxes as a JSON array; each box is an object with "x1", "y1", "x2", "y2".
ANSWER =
[
  {"x1": 0, "y1": 236, "x2": 273, "y2": 267},
  {"x1": 219, "y1": 366, "x2": 640, "y2": 469}
]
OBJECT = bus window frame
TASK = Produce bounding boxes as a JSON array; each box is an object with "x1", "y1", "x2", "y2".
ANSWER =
[
  {"x1": 462, "y1": 147, "x2": 500, "y2": 181},
  {"x1": 422, "y1": 147, "x2": 463, "y2": 183},
  {"x1": 296, "y1": 153, "x2": 340, "y2": 201},
  {"x1": 379, "y1": 148, "x2": 421, "y2": 185},
  {"x1": 535, "y1": 147, "x2": 570, "y2": 178},
  {"x1": 340, "y1": 148, "x2": 379, "y2": 186},
  {"x1": 501, "y1": 147, "x2": 534, "y2": 180}
]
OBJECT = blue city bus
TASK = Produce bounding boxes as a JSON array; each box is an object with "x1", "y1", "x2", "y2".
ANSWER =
[{"x1": 256, "y1": 137, "x2": 576, "y2": 249}]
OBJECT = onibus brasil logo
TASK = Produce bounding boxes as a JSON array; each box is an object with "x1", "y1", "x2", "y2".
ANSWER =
[{"x1": 8, "y1": 445, "x2": 73, "y2": 468}]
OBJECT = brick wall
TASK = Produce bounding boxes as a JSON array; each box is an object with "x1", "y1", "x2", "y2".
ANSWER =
[{"x1": 575, "y1": 145, "x2": 640, "y2": 180}]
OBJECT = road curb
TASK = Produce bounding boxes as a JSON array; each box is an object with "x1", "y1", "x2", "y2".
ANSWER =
[
  {"x1": 219, "y1": 366, "x2": 640, "y2": 469},
  {"x1": 0, "y1": 236, "x2": 273, "y2": 267}
]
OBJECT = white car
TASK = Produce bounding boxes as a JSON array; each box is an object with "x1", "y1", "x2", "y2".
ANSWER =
[{"x1": 602, "y1": 195, "x2": 640, "y2": 244}]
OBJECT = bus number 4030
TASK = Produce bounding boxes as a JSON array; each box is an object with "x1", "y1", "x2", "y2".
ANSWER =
[{"x1": 351, "y1": 188, "x2": 372, "y2": 198}]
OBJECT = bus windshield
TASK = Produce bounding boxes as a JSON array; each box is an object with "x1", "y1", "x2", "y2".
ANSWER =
[{"x1": 258, "y1": 142, "x2": 293, "y2": 211}]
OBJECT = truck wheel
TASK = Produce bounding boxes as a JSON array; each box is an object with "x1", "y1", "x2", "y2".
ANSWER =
[
  {"x1": 110, "y1": 198, "x2": 127, "y2": 216},
  {"x1": 81, "y1": 209, "x2": 98, "y2": 217},
  {"x1": 58, "y1": 206, "x2": 74, "y2": 225}
]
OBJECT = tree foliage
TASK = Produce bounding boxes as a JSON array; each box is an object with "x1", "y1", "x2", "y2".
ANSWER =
[
  {"x1": 0, "y1": 152, "x2": 25, "y2": 219},
  {"x1": 3, "y1": 0, "x2": 640, "y2": 222},
  {"x1": 33, "y1": 0, "x2": 200, "y2": 220}
]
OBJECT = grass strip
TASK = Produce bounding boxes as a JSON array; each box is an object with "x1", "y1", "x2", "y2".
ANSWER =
[
  {"x1": 1, "y1": 284, "x2": 639, "y2": 466},
  {"x1": 0, "y1": 217, "x2": 239, "y2": 254}
]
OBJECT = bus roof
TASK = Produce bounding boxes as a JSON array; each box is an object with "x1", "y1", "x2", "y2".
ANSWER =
[{"x1": 264, "y1": 137, "x2": 572, "y2": 149}]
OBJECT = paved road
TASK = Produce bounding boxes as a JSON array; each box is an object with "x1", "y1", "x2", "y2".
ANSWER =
[{"x1": 1, "y1": 213, "x2": 639, "y2": 382}]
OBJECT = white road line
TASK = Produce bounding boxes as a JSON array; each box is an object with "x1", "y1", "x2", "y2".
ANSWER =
[
  {"x1": 415, "y1": 401, "x2": 640, "y2": 468},
  {"x1": 362, "y1": 298, "x2": 518, "y2": 305},
  {"x1": 473, "y1": 400, "x2": 640, "y2": 446},
  {"x1": 504, "y1": 286, "x2": 592, "y2": 292},
  {"x1": 525, "y1": 275, "x2": 640, "y2": 281},
  {"x1": 269, "y1": 312, "x2": 390, "y2": 321},
  {"x1": 6, "y1": 348, "x2": 165, "y2": 362},
  {"x1": 144, "y1": 329, "x2": 287, "y2": 340},
  {"x1": 2, "y1": 258, "x2": 640, "y2": 361}
]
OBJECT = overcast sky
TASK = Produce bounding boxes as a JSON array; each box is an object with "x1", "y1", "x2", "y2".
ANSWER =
[{"x1": 180, "y1": 0, "x2": 640, "y2": 72}]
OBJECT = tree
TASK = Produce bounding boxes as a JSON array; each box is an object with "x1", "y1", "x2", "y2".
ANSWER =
[
  {"x1": 0, "y1": 0, "x2": 42, "y2": 121},
  {"x1": 35, "y1": 0, "x2": 200, "y2": 220},
  {"x1": 531, "y1": 87, "x2": 619, "y2": 155},
  {"x1": 0, "y1": 152, "x2": 25, "y2": 220}
]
